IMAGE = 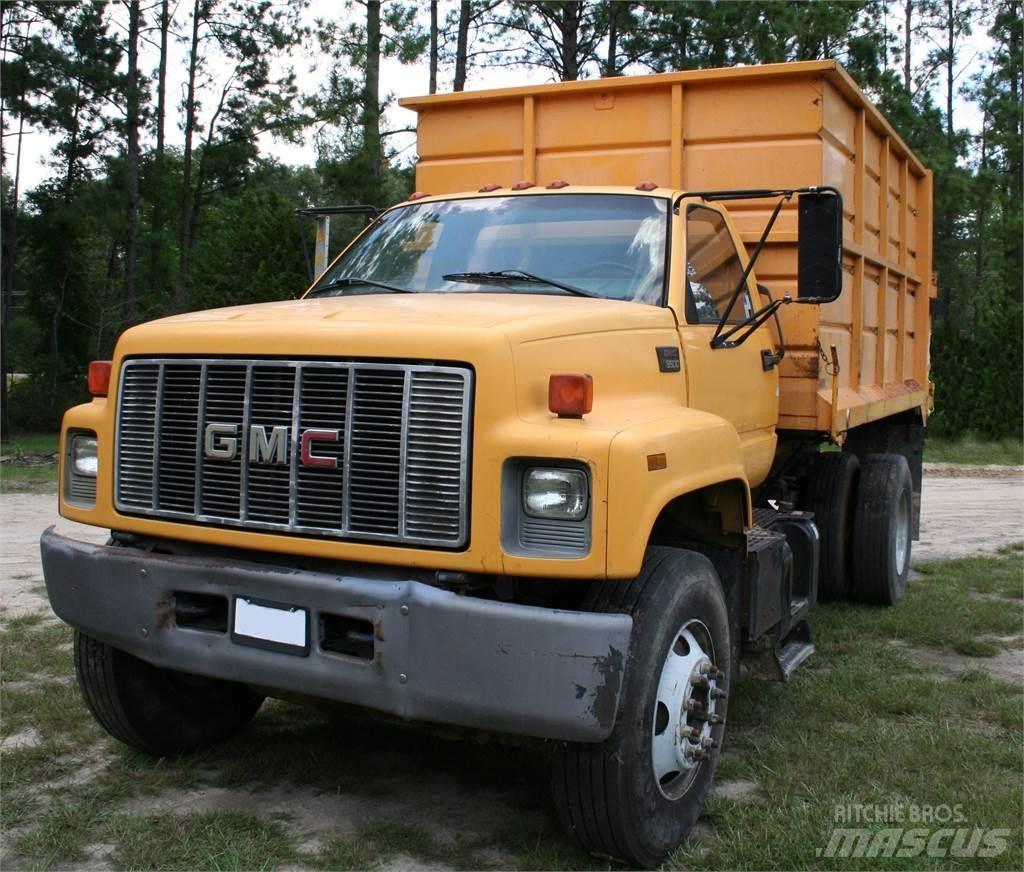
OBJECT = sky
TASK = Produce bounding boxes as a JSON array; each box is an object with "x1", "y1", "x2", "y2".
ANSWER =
[{"x1": 7, "y1": 1, "x2": 995, "y2": 194}]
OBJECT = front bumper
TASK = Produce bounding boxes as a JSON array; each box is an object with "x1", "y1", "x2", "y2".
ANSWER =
[{"x1": 40, "y1": 528, "x2": 631, "y2": 742}]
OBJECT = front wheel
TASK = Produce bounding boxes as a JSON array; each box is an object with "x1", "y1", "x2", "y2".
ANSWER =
[
  {"x1": 551, "y1": 548, "x2": 731, "y2": 868},
  {"x1": 74, "y1": 632, "x2": 264, "y2": 756}
]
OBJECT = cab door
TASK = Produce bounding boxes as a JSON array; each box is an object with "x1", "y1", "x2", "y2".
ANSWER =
[{"x1": 672, "y1": 202, "x2": 779, "y2": 487}]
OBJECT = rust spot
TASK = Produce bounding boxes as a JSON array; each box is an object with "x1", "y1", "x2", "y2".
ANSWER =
[
  {"x1": 587, "y1": 645, "x2": 624, "y2": 730},
  {"x1": 790, "y1": 355, "x2": 820, "y2": 377},
  {"x1": 154, "y1": 596, "x2": 174, "y2": 630}
]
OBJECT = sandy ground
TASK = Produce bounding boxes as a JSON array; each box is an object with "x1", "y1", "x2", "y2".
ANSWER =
[
  {"x1": 2, "y1": 468, "x2": 1022, "y2": 617},
  {"x1": 915, "y1": 464, "x2": 1024, "y2": 561}
]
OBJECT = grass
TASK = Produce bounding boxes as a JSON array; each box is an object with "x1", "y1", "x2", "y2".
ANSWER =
[
  {"x1": 3, "y1": 548, "x2": 1022, "y2": 870},
  {"x1": 1, "y1": 432, "x2": 59, "y2": 493},
  {"x1": 924, "y1": 434, "x2": 1022, "y2": 466},
  {"x1": 2, "y1": 433, "x2": 61, "y2": 454}
]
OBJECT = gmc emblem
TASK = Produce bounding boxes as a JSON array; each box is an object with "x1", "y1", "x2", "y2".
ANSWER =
[{"x1": 203, "y1": 423, "x2": 339, "y2": 468}]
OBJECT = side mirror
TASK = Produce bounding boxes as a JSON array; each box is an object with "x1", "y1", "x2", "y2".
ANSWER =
[{"x1": 797, "y1": 190, "x2": 843, "y2": 303}]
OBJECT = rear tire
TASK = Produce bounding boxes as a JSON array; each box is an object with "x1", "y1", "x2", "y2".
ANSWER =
[
  {"x1": 851, "y1": 454, "x2": 913, "y2": 606},
  {"x1": 551, "y1": 547, "x2": 730, "y2": 868},
  {"x1": 801, "y1": 452, "x2": 859, "y2": 601},
  {"x1": 74, "y1": 632, "x2": 264, "y2": 756}
]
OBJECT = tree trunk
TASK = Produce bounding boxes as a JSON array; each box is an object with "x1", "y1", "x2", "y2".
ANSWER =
[
  {"x1": 903, "y1": 0, "x2": 913, "y2": 92},
  {"x1": 605, "y1": 1, "x2": 618, "y2": 77},
  {"x1": 945, "y1": 0, "x2": 954, "y2": 143},
  {"x1": 561, "y1": 2, "x2": 581, "y2": 81},
  {"x1": 0, "y1": 14, "x2": 28, "y2": 441},
  {"x1": 123, "y1": 0, "x2": 141, "y2": 324},
  {"x1": 62, "y1": 83, "x2": 83, "y2": 204},
  {"x1": 0, "y1": 112, "x2": 25, "y2": 443},
  {"x1": 454, "y1": 0, "x2": 470, "y2": 91},
  {"x1": 1005, "y1": 0, "x2": 1021, "y2": 302},
  {"x1": 149, "y1": 0, "x2": 170, "y2": 300},
  {"x1": 429, "y1": 0, "x2": 438, "y2": 93},
  {"x1": 975, "y1": 104, "x2": 987, "y2": 283},
  {"x1": 363, "y1": 0, "x2": 381, "y2": 178},
  {"x1": 177, "y1": 0, "x2": 202, "y2": 310}
]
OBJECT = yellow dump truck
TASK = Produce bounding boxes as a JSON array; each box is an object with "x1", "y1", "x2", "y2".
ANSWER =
[{"x1": 43, "y1": 61, "x2": 933, "y2": 866}]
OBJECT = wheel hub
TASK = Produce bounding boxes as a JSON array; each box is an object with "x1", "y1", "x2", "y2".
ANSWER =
[
  {"x1": 651, "y1": 622, "x2": 726, "y2": 800},
  {"x1": 894, "y1": 489, "x2": 910, "y2": 575}
]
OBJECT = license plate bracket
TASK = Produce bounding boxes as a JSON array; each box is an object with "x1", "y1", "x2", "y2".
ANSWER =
[{"x1": 232, "y1": 596, "x2": 310, "y2": 657}]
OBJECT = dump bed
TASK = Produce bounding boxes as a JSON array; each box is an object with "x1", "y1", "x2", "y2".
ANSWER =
[{"x1": 400, "y1": 60, "x2": 935, "y2": 435}]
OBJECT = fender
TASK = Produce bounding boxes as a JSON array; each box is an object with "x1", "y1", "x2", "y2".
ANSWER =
[{"x1": 606, "y1": 408, "x2": 750, "y2": 577}]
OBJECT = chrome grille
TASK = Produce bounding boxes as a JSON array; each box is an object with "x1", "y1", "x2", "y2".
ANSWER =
[{"x1": 115, "y1": 359, "x2": 473, "y2": 547}]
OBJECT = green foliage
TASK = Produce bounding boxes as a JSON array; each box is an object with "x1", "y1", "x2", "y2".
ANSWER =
[{"x1": 0, "y1": 0, "x2": 1020, "y2": 437}]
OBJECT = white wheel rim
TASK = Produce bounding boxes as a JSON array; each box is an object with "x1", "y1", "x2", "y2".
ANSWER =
[
  {"x1": 650, "y1": 620, "x2": 722, "y2": 801},
  {"x1": 894, "y1": 489, "x2": 910, "y2": 576}
]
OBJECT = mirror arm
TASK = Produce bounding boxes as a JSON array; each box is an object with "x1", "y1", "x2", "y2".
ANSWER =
[
  {"x1": 711, "y1": 295, "x2": 791, "y2": 349},
  {"x1": 711, "y1": 193, "x2": 791, "y2": 348},
  {"x1": 758, "y1": 283, "x2": 786, "y2": 369}
]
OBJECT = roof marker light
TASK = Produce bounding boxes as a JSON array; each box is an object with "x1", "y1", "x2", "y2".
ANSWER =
[
  {"x1": 407, "y1": 191, "x2": 431, "y2": 201},
  {"x1": 478, "y1": 183, "x2": 501, "y2": 192},
  {"x1": 635, "y1": 180, "x2": 658, "y2": 191},
  {"x1": 511, "y1": 180, "x2": 535, "y2": 190},
  {"x1": 546, "y1": 180, "x2": 570, "y2": 189}
]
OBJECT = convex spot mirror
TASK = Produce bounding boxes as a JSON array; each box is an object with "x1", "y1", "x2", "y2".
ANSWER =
[{"x1": 797, "y1": 191, "x2": 843, "y2": 303}]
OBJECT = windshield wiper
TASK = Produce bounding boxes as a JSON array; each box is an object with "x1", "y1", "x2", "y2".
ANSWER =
[
  {"x1": 442, "y1": 269, "x2": 602, "y2": 299},
  {"x1": 308, "y1": 276, "x2": 417, "y2": 297}
]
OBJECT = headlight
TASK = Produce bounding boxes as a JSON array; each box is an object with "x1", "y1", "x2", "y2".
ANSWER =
[
  {"x1": 523, "y1": 467, "x2": 588, "y2": 521},
  {"x1": 70, "y1": 434, "x2": 98, "y2": 477}
]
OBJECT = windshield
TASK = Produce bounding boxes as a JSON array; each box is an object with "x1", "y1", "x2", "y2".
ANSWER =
[{"x1": 307, "y1": 193, "x2": 669, "y2": 304}]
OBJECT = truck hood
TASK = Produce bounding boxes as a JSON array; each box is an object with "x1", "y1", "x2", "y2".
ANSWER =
[
  {"x1": 147, "y1": 292, "x2": 676, "y2": 342},
  {"x1": 115, "y1": 293, "x2": 686, "y2": 427}
]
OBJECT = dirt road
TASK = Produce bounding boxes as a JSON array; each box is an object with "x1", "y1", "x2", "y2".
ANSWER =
[{"x1": 3, "y1": 466, "x2": 1021, "y2": 617}]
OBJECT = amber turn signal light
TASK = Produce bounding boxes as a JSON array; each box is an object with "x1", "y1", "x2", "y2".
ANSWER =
[
  {"x1": 88, "y1": 360, "x2": 112, "y2": 397},
  {"x1": 549, "y1": 373, "x2": 593, "y2": 418}
]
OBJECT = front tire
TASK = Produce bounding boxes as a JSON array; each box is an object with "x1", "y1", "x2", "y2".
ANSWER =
[
  {"x1": 74, "y1": 632, "x2": 264, "y2": 756},
  {"x1": 551, "y1": 547, "x2": 731, "y2": 868}
]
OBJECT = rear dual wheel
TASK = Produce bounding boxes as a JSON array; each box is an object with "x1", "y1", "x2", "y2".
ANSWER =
[
  {"x1": 551, "y1": 548, "x2": 730, "y2": 868},
  {"x1": 802, "y1": 450, "x2": 913, "y2": 607},
  {"x1": 801, "y1": 452, "x2": 859, "y2": 601},
  {"x1": 851, "y1": 454, "x2": 913, "y2": 606}
]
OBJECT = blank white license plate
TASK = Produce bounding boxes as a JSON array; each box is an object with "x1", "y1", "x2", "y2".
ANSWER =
[{"x1": 233, "y1": 597, "x2": 308, "y2": 653}]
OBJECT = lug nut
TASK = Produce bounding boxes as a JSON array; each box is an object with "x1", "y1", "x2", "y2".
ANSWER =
[{"x1": 710, "y1": 687, "x2": 728, "y2": 700}]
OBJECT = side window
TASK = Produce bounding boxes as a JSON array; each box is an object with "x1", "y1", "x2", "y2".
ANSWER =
[{"x1": 685, "y1": 206, "x2": 752, "y2": 324}]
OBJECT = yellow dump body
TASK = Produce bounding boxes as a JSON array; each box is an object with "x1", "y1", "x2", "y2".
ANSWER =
[{"x1": 400, "y1": 60, "x2": 935, "y2": 434}]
